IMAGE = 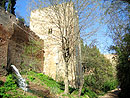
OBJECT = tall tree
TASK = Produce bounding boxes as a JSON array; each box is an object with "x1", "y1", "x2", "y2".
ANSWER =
[
  {"x1": 119, "y1": 0, "x2": 130, "y2": 4},
  {"x1": 81, "y1": 40, "x2": 117, "y2": 93},
  {"x1": 28, "y1": 0, "x2": 102, "y2": 94},
  {"x1": 103, "y1": 0, "x2": 130, "y2": 97},
  {"x1": 0, "y1": 0, "x2": 7, "y2": 9},
  {"x1": 7, "y1": 0, "x2": 16, "y2": 15}
]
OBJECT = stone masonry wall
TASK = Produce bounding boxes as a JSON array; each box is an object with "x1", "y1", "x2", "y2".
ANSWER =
[
  {"x1": 0, "y1": 7, "x2": 44, "y2": 75},
  {"x1": 0, "y1": 25, "x2": 8, "y2": 76}
]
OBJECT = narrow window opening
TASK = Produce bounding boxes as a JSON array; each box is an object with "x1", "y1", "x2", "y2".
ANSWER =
[{"x1": 48, "y1": 28, "x2": 52, "y2": 34}]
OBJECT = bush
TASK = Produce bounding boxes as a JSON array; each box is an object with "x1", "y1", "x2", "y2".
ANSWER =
[
  {"x1": 0, "y1": 74, "x2": 17, "y2": 98},
  {"x1": 102, "y1": 80, "x2": 118, "y2": 92},
  {"x1": 82, "y1": 88, "x2": 97, "y2": 98},
  {"x1": 84, "y1": 75, "x2": 96, "y2": 87},
  {"x1": 81, "y1": 40, "x2": 116, "y2": 94}
]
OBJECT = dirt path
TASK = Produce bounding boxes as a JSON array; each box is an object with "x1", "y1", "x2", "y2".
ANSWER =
[{"x1": 99, "y1": 89, "x2": 121, "y2": 98}]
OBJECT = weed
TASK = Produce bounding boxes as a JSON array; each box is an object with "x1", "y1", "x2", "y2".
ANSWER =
[
  {"x1": 28, "y1": 76, "x2": 35, "y2": 82},
  {"x1": 0, "y1": 74, "x2": 17, "y2": 97}
]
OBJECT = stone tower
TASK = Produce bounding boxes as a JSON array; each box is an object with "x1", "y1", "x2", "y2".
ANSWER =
[{"x1": 30, "y1": 2, "x2": 82, "y2": 88}]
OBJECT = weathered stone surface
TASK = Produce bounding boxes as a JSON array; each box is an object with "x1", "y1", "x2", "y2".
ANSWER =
[
  {"x1": 104, "y1": 54, "x2": 117, "y2": 76},
  {"x1": 0, "y1": 24, "x2": 10, "y2": 76},
  {"x1": 104, "y1": 54, "x2": 117, "y2": 66},
  {"x1": 0, "y1": 7, "x2": 44, "y2": 75},
  {"x1": 30, "y1": 3, "x2": 82, "y2": 88}
]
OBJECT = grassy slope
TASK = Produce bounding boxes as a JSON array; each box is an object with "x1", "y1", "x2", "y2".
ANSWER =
[{"x1": 0, "y1": 71, "x2": 98, "y2": 98}]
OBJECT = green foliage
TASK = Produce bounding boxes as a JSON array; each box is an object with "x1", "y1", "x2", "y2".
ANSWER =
[
  {"x1": 102, "y1": 2, "x2": 130, "y2": 96},
  {"x1": 112, "y1": 32, "x2": 130, "y2": 97},
  {"x1": 37, "y1": 73, "x2": 64, "y2": 93},
  {"x1": 0, "y1": 0, "x2": 7, "y2": 9},
  {"x1": 22, "y1": 40, "x2": 43, "y2": 72},
  {"x1": 107, "y1": 1, "x2": 130, "y2": 94},
  {"x1": 7, "y1": 0, "x2": 16, "y2": 15},
  {"x1": 4, "y1": 74, "x2": 17, "y2": 89},
  {"x1": 18, "y1": 16, "x2": 25, "y2": 23},
  {"x1": 28, "y1": 76, "x2": 35, "y2": 82},
  {"x1": 102, "y1": 79, "x2": 118, "y2": 92},
  {"x1": 27, "y1": 71, "x2": 77, "y2": 97},
  {"x1": 71, "y1": 90, "x2": 79, "y2": 95},
  {"x1": 0, "y1": 74, "x2": 17, "y2": 98},
  {"x1": 7, "y1": 0, "x2": 11, "y2": 12},
  {"x1": 24, "y1": 40, "x2": 40, "y2": 55},
  {"x1": 27, "y1": 71, "x2": 64, "y2": 94},
  {"x1": 81, "y1": 39, "x2": 117, "y2": 95},
  {"x1": 84, "y1": 75, "x2": 96, "y2": 88},
  {"x1": 23, "y1": 71, "x2": 98, "y2": 97},
  {"x1": 81, "y1": 88, "x2": 97, "y2": 98},
  {"x1": 0, "y1": 74, "x2": 38, "y2": 98},
  {"x1": 85, "y1": 88, "x2": 97, "y2": 98},
  {"x1": 26, "y1": 80, "x2": 29, "y2": 85}
]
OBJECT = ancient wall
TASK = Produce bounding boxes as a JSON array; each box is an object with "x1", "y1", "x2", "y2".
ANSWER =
[
  {"x1": 0, "y1": 7, "x2": 44, "y2": 75},
  {"x1": 104, "y1": 54, "x2": 117, "y2": 66},
  {"x1": 0, "y1": 7, "x2": 18, "y2": 74},
  {"x1": 104, "y1": 54, "x2": 118, "y2": 76},
  {"x1": 0, "y1": 25, "x2": 9, "y2": 76}
]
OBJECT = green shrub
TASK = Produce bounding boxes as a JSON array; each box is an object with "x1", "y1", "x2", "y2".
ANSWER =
[
  {"x1": 0, "y1": 74, "x2": 17, "y2": 98},
  {"x1": 84, "y1": 74, "x2": 118, "y2": 94},
  {"x1": 85, "y1": 88, "x2": 97, "y2": 98},
  {"x1": 102, "y1": 80, "x2": 118, "y2": 92},
  {"x1": 84, "y1": 75, "x2": 96, "y2": 87},
  {"x1": 71, "y1": 90, "x2": 79, "y2": 95},
  {"x1": 80, "y1": 86, "x2": 97, "y2": 98},
  {"x1": 81, "y1": 40, "x2": 117, "y2": 94}
]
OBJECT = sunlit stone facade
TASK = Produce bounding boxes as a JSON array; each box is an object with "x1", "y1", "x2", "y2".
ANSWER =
[{"x1": 30, "y1": 3, "x2": 82, "y2": 87}]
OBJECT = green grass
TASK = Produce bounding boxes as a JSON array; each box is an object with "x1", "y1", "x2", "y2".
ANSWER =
[
  {"x1": 26, "y1": 71, "x2": 99, "y2": 98},
  {"x1": 27, "y1": 71, "x2": 64, "y2": 94},
  {"x1": 0, "y1": 71, "x2": 103, "y2": 98},
  {"x1": 0, "y1": 74, "x2": 38, "y2": 98}
]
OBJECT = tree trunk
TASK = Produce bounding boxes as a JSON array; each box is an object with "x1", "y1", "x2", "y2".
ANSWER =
[
  {"x1": 64, "y1": 61, "x2": 69, "y2": 94},
  {"x1": 78, "y1": 77, "x2": 84, "y2": 97},
  {"x1": 78, "y1": 35, "x2": 84, "y2": 97}
]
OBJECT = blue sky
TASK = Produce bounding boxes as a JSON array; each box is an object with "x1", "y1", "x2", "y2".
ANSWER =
[
  {"x1": 15, "y1": 0, "x2": 113, "y2": 54},
  {"x1": 15, "y1": 0, "x2": 29, "y2": 23}
]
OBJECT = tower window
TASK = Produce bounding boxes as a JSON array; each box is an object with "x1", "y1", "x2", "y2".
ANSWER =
[{"x1": 48, "y1": 28, "x2": 52, "y2": 34}]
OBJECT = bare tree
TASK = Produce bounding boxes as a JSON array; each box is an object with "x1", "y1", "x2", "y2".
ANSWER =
[
  {"x1": 102, "y1": 0, "x2": 129, "y2": 46},
  {"x1": 27, "y1": 0, "x2": 102, "y2": 95}
]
